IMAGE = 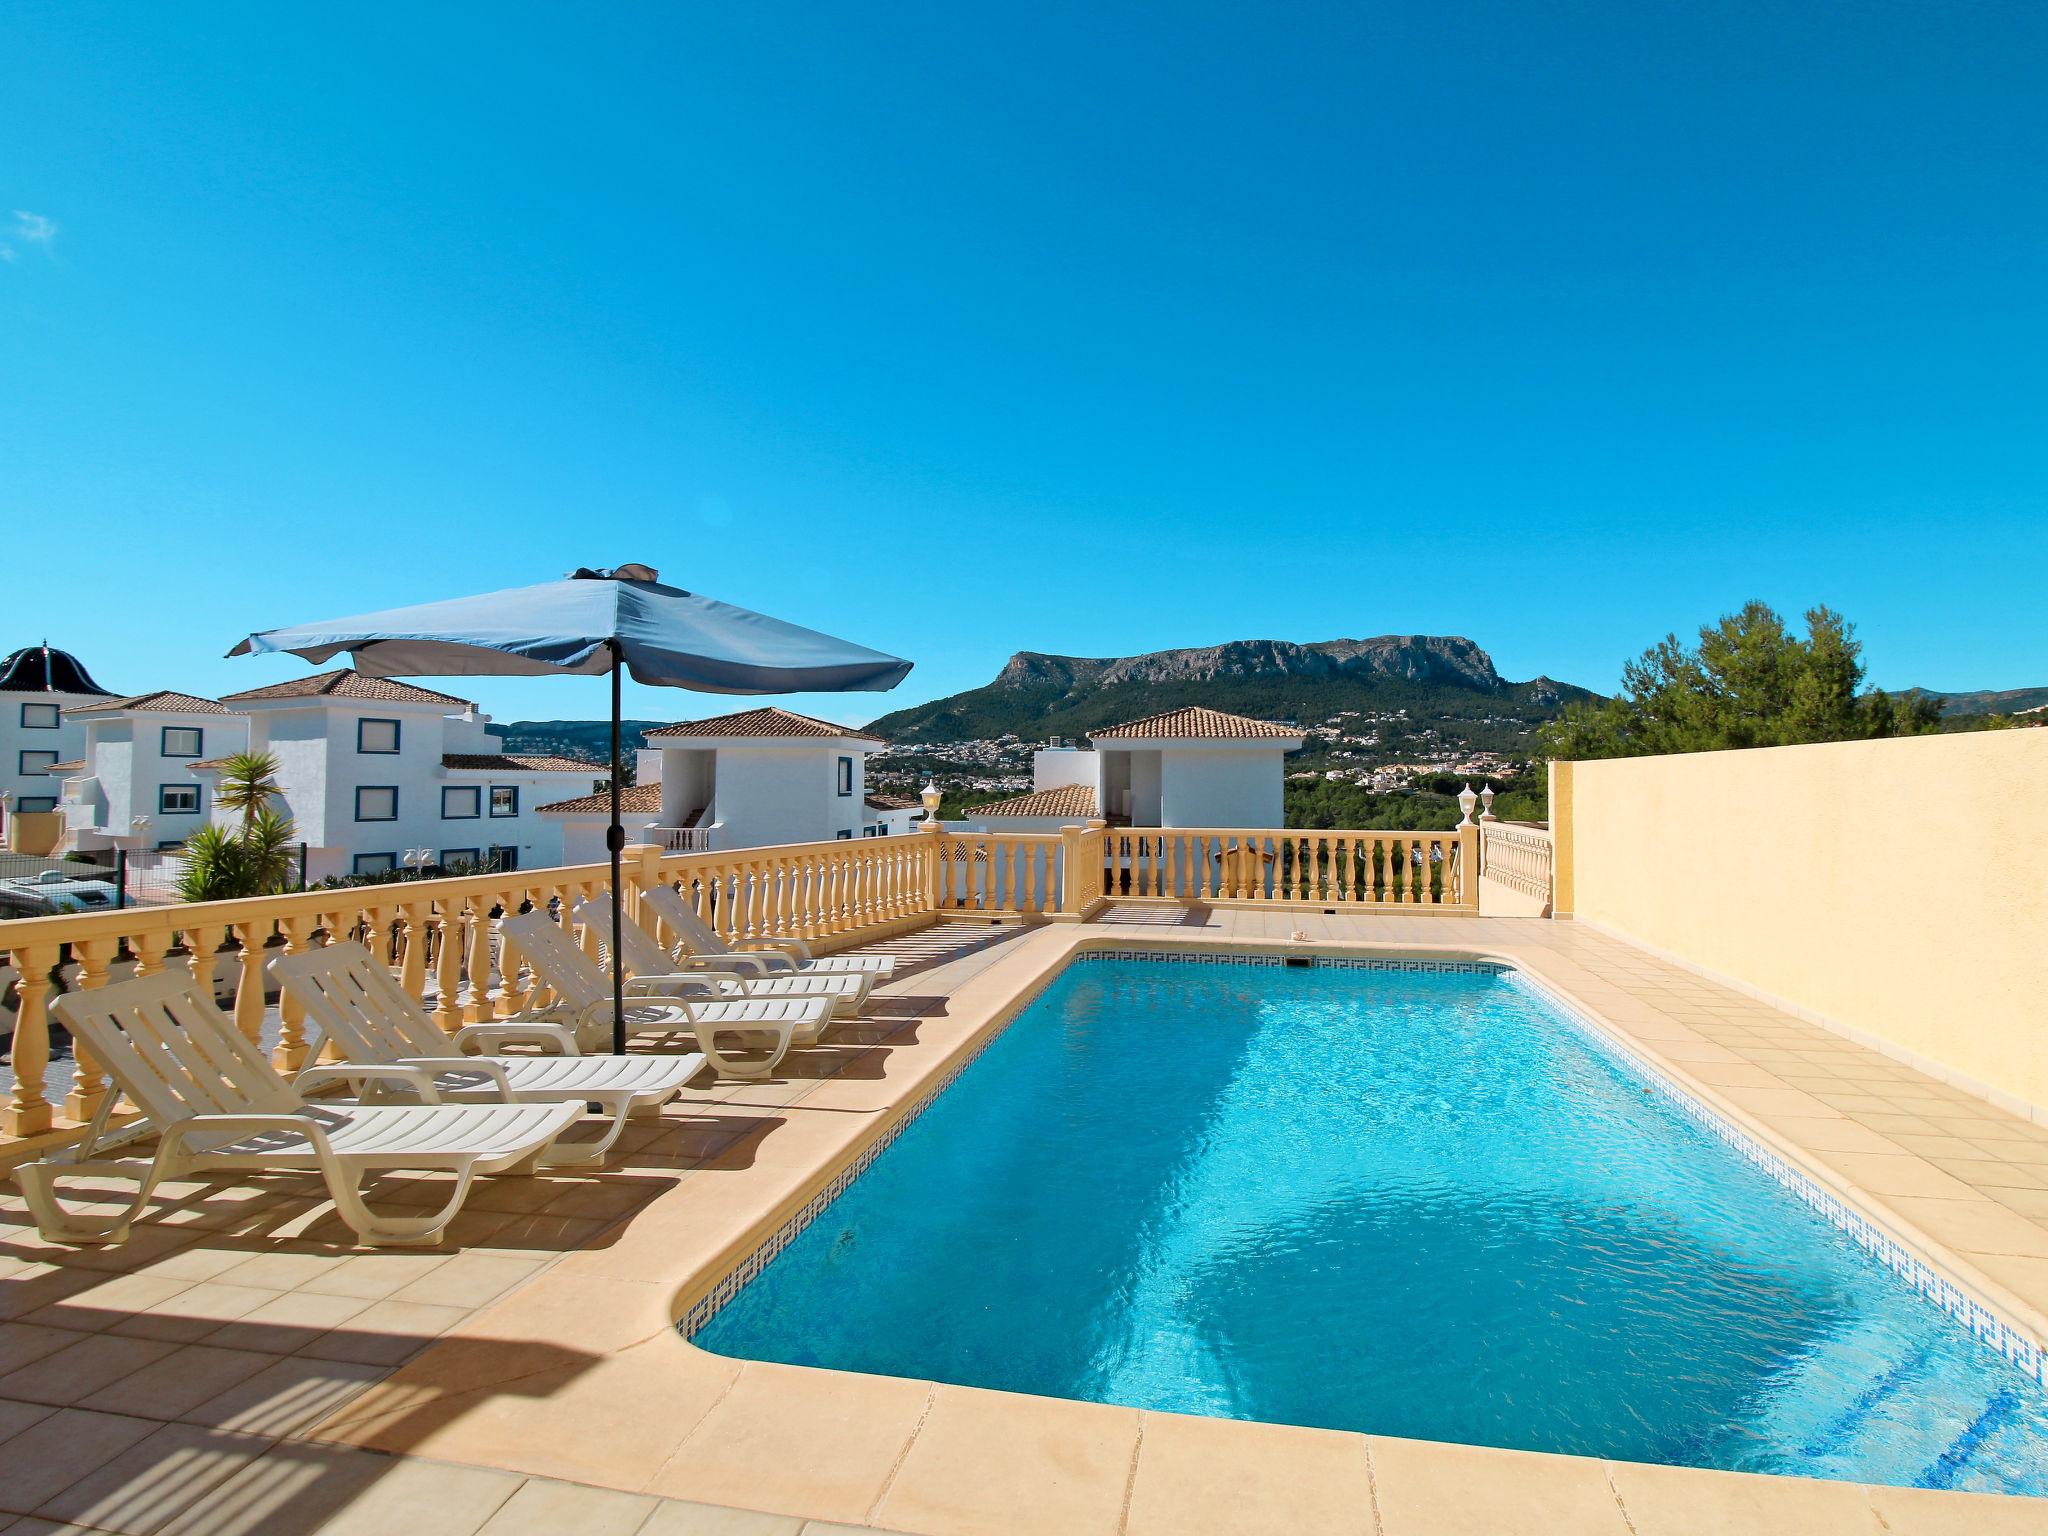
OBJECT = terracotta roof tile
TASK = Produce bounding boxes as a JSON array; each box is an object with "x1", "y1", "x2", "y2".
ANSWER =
[
  {"x1": 43, "y1": 759, "x2": 84, "y2": 774},
  {"x1": 645, "y1": 706, "x2": 884, "y2": 743},
  {"x1": 442, "y1": 753, "x2": 598, "y2": 773},
  {"x1": 1089, "y1": 706, "x2": 1302, "y2": 740},
  {"x1": 864, "y1": 793, "x2": 921, "y2": 811},
  {"x1": 535, "y1": 783, "x2": 661, "y2": 815},
  {"x1": 974, "y1": 783, "x2": 1099, "y2": 818},
  {"x1": 72, "y1": 690, "x2": 230, "y2": 716},
  {"x1": 222, "y1": 670, "x2": 473, "y2": 708}
]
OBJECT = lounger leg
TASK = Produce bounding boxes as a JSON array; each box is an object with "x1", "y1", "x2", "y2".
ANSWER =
[
  {"x1": 693, "y1": 1025, "x2": 792, "y2": 1080},
  {"x1": 15, "y1": 1156, "x2": 169, "y2": 1246},
  {"x1": 323, "y1": 1162, "x2": 477, "y2": 1247},
  {"x1": 536, "y1": 1094, "x2": 634, "y2": 1166}
]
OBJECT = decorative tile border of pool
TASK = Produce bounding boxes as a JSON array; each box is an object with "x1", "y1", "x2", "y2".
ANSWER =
[
  {"x1": 680, "y1": 942, "x2": 2046, "y2": 1390},
  {"x1": 1505, "y1": 968, "x2": 2048, "y2": 1389}
]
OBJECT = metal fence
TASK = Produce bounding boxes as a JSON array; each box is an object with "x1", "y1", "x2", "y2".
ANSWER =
[{"x1": 0, "y1": 844, "x2": 309, "y2": 916}]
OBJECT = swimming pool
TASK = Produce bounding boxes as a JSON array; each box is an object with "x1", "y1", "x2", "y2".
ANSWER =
[{"x1": 693, "y1": 952, "x2": 2048, "y2": 1495}]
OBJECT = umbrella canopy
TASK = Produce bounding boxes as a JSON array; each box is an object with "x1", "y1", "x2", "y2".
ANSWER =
[
  {"x1": 228, "y1": 564, "x2": 913, "y2": 693},
  {"x1": 229, "y1": 564, "x2": 913, "y2": 1052}
]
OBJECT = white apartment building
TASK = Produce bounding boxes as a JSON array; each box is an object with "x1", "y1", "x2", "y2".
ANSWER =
[
  {"x1": 968, "y1": 706, "x2": 1305, "y2": 832},
  {"x1": 0, "y1": 644, "x2": 118, "y2": 823},
  {"x1": 58, "y1": 692, "x2": 247, "y2": 854},
  {"x1": 540, "y1": 706, "x2": 920, "y2": 860},
  {"x1": 55, "y1": 671, "x2": 601, "y2": 879}
]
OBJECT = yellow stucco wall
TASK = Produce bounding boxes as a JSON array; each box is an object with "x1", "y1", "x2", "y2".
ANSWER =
[{"x1": 1563, "y1": 730, "x2": 2048, "y2": 1119}]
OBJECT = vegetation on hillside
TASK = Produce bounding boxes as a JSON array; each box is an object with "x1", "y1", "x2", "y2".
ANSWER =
[{"x1": 1539, "y1": 603, "x2": 1942, "y2": 760}]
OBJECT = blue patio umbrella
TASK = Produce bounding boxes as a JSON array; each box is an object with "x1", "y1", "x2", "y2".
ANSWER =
[{"x1": 230, "y1": 564, "x2": 912, "y2": 1051}]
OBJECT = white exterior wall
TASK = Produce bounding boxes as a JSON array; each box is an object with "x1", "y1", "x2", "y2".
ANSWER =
[
  {"x1": 1, "y1": 691, "x2": 100, "y2": 813},
  {"x1": 710, "y1": 745, "x2": 867, "y2": 848},
  {"x1": 1031, "y1": 747, "x2": 1100, "y2": 795},
  {"x1": 66, "y1": 710, "x2": 249, "y2": 849},
  {"x1": 1158, "y1": 746, "x2": 1287, "y2": 828}
]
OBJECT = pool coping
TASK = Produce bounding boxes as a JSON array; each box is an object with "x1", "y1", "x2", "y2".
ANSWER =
[{"x1": 313, "y1": 918, "x2": 2048, "y2": 1533}]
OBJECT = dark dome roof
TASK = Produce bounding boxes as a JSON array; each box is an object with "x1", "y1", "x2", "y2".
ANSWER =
[{"x1": 0, "y1": 644, "x2": 115, "y2": 696}]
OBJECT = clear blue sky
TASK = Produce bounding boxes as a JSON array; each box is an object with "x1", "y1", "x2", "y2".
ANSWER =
[{"x1": 5, "y1": 2, "x2": 2044, "y2": 726}]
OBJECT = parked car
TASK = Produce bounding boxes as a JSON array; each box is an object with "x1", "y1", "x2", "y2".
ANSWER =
[{"x1": 0, "y1": 867, "x2": 121, "y2": 916}]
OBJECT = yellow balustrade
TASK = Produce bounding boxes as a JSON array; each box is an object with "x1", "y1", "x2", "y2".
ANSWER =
[{"x1": 1, "y1": 821, "x2": 1483, "y2": 1161}]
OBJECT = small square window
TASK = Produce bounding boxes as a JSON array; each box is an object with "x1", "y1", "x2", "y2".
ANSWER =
[
  {"x1": 442, "y1": 785, "x2": 481, "y2": 819},
  {"x1": 836, "y1": 757, "x2": 853, "y2": 796},
  {"x1": 18, "y1": 750, "x2": 59, "y2": 776},
  {"x1": 20, "y1": 703, "x2": 59, "y2": 729},
  {"x1": 834, "y1": 828, "x2": 852, "y2": 840},
  {"x1": 159, "y1": 784, "x2": 201, "y2": 815},
  {"x1": 489, "y1": 786, "x2": 518, "y2": 818},
  {"x1": 358, "y1": 718, "x2": 400, "y2": 754},
  {"x1": 356, "y1": 786, "x2": 398, "y2": 821},
  {"x1": 161, "y1": 726, "x2": 203, "y2": 758},
  {"x1": 440, "y1": 847, "x2": 480, "y2": 870},
  {"x1": 15, "y1": 796, "x2": 55, "y2": 814},
  {"x1": 157, "y1": 839, "x2": 187, "y2": 852},
  {"x1": 353, "y1": 852, "x2": 397, "y2": 876}
]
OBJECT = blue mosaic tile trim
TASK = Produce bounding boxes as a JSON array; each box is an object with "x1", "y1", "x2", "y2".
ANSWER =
[
  {"x1": 1076, "y1": 949, "x2": 1509, "y2": 975},
  {"x1": 1504, "y1": 970, "x2": 2047, "y2": 1388}
]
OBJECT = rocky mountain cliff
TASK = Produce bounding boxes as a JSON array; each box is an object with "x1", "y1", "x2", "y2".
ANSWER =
[{"x1": 869, "y1": 636, "x2": 1597, "y2": 745}]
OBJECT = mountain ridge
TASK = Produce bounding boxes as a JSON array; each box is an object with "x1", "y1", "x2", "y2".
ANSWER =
[{"x1": 867, "y1": 635, "x2": 1598, "y2": 746}]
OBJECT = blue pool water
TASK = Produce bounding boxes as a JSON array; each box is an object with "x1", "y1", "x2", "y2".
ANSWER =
[{"x1": 695, "y1": 957, "x2": 2048, "y2": 1494}]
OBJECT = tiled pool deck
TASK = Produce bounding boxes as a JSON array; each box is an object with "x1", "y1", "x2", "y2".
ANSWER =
[{"x1": 3, "y1": 909, "x2": 2047, "y2": 1534}]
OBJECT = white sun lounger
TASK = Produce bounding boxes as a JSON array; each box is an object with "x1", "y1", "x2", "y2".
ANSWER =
[
  {"x1": 636, "y1": 883, "x2": 897, "y2": 980},
  {"x1": 269, "y1": 941, "x2": 708, "y2": 1166},
  {"x1": 574, "y1": 893, "x2": 873, "y2": 1020},
  {"x1": 24, "y1": 972, "x2": 581, "y2": 1247},
  {"x1": 501, "y1": 910, "x2": 833, "y2": 1078}
]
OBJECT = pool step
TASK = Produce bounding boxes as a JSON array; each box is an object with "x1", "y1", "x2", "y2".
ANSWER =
[{"x1": 1917, "y1": 1388, "x2": 2021, "y2": 1490}]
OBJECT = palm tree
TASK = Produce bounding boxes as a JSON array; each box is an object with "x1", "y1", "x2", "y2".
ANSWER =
[{"x1": 214, "y1": 752, "x2": 283, "y2": 830}]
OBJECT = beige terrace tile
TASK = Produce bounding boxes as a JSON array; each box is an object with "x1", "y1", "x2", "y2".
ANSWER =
[
  {"x1": 1879, "y1": 1197, "x2": 2048, "y2": 1259},
  {"x1": 1605, "y1": 1458, "x2": 1879, "y2": 1534},
  {"x1": 1763, "y1": 1117, "x2": 1907, "y2": 1155},
  {"x1": 388, "y1": 1253, "x2": 546, "y2": 1310},
  {"x1": 1124, "y1": 1410, "x2": 1377, "y2": 1536},
  {"x1": 1808, "y1": 1152, "x2": 1983, "y2": 1202},
  {"x1": 199, "y1": 1287, "x2": 373, "y2": 1354},
  {"x1": 1368, "y1": 1434, "x2": 1630, "y2": 1536},
  {"x1": 0, "y1": 1407, "x2": 160, "y2": 1515},
  {"x1": 647, "y1": 1362, "x2": 928, "y2": 1521},
  {"x1": 299, "y1": 1298, "x2": 470, "y2": 1366},
  {"x1": 873, "y1": 1383, "x2": 1140, "y2": 1536},
  {"x1": 297, "y1": 1249, "x2": 453, "y2": 1300},
  {"x1": 79, "y1": 1341, "x2": 279, "y2": 1422},
  {"x1": 183, "y1": 1354, "x2": 388, "y2": 1437},
  {"x1": 109, "y1": 1282, "x2": 278, "y2": 1344},
  {"x1": 19, "y1": 1271, "x2": 198, "y2": 1330},
  {"x1": 0, "y1": 1322, "x2": 89, "y2": 1376},
  {"x1": 0, "y1": 1330, "x2": 180, "y2": 1407},
  {"x1": 33, "y1": 1422, "x2": 276, "y2": 1535},
  {"x1": 1863, "y1": 1483, "x2": 2048, "y2": 1533},
  {"x1": 633, "y1": 1498, "x2": 803, "y2": 1534},
  {"x1": 474, "y1": 1477, "x2": 658, "y2": 1536}
]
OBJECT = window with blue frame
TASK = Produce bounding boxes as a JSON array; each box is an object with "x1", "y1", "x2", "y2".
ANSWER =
[
  {"x1": 442, "y1": 785, "x2": 481, "y2": 819},
  {"x1": 353, "y1": 852, "x2": 397, "y2": 875},
  {"x1": 19, "y1": 703, "x2": 59, "y2": 729},
  {"x1": 15, "y1": 796, "x2": 55, "y2": 814},
  {"x1": 358, "y1": 718, "x2": 401, "y2": 754},
  {"x1": 161, "y1": 726, "x2": 203, "y2": 758},
  {"x1": 355, "y1": 785, "x2": 398, "y2": 821},
  {"x1": 836, "y1": 756, "x2": 854, "y2": 796},
  {"x1": 489, "y1": 785, "x2": 518, "y2": 817},
  {"x1": 439, "y1": 848, "x2": 480, "y2": 870},
  {"x1": 159, "y1": 784, "x2": 201, "y2": 815},
  {"x1": 18, "y1": 750, "x2": 59, "y2": 776}
]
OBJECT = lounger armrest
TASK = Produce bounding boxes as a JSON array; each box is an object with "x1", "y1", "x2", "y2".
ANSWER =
[
  {"x1": 623, "y1": 972, "x2": 727, "y2": 1000},
  {"x1": 727, "y1": 940, "x2": 805, "y2": 970},
  {"x1": 452, "y1": 1021, "x2": 582, "y2": 1056},
  {"x1": 394, "y1": 1056, "x2": 516, "y2": 1097},
  {"x1": 670, "y1": 954, "x2": 771, "y2": 978},
  {"x1": 166, "y1": 1113, "x2": 337, "y2": 1158},
  {"x1": 577, "y1": 995, "x2": 695, "y2": 1028},
  {"x1": 294, "y1": 1063, "x2": 447, "y2": 1104}
]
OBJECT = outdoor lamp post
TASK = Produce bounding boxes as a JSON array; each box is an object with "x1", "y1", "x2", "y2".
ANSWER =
[
  {"x1": 1479, "y1": 785, "x2": 1498, "y2": 822},
  {"x1": 403, "y1": 847, "x2": 434, "y2": 879},
  {"x1": 1456, "y1": 783, "x2": 1478, "y2": 828},
  {"x1": 919, "y1": 781, "x2": 943, "y2": 823}
]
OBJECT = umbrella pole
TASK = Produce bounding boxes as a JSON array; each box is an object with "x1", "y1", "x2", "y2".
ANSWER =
[{"x1": 608, "y1": 640, "x2": 626, "y2": 1055}]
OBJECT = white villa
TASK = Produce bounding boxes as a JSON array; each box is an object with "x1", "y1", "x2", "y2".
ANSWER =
[
  {"x1": 967, "y1": 705, "x2": 1305, "y2": 832},
  {"x1": 0, "y1": 643, "x2": 117, "y2": 825},
  {"x1": 539, "y1": 706, "x2": 922, "y2": 860},
  {"x1": 54, "y1": 671, "x2": 601, "y2": 879}
]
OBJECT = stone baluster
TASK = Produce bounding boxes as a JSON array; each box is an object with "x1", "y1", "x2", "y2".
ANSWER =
[
  {"x1": 3, "y1": 942, "x2": 59, "y2": 1137},
  {"x1": 61, "y1": 936, "x2": 118, "y2": 1124},
  {"x1": 232, "y1": 920, "x2": 269, "y2": 1048},
  {"x1": 273, "y1": 915, "x2": 316, "y2": 1071},
  {"x1": 464, "y1": 897, "x2": 495, "y2": 1022},
  {"x1": 433, "y1": 901, "x2": 464, "y2": 1033}
]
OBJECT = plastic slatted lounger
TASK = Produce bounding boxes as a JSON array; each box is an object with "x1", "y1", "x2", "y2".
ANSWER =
[
  {"x1": 636, "y1": 882, "x2": 897, "y2": 979},
  {"x1": 500, "y1": 910, "x2": 833, "y2": 1079},
  {"x1": 574, "y1": 892, "x2": 873, "y2": 1020},
  {"x1": 269, "y1": 940, "x2": 709, "y2": 1165},
  {"x1": 23, "y1": 972, "x2": 581, "y2": 1248}
]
